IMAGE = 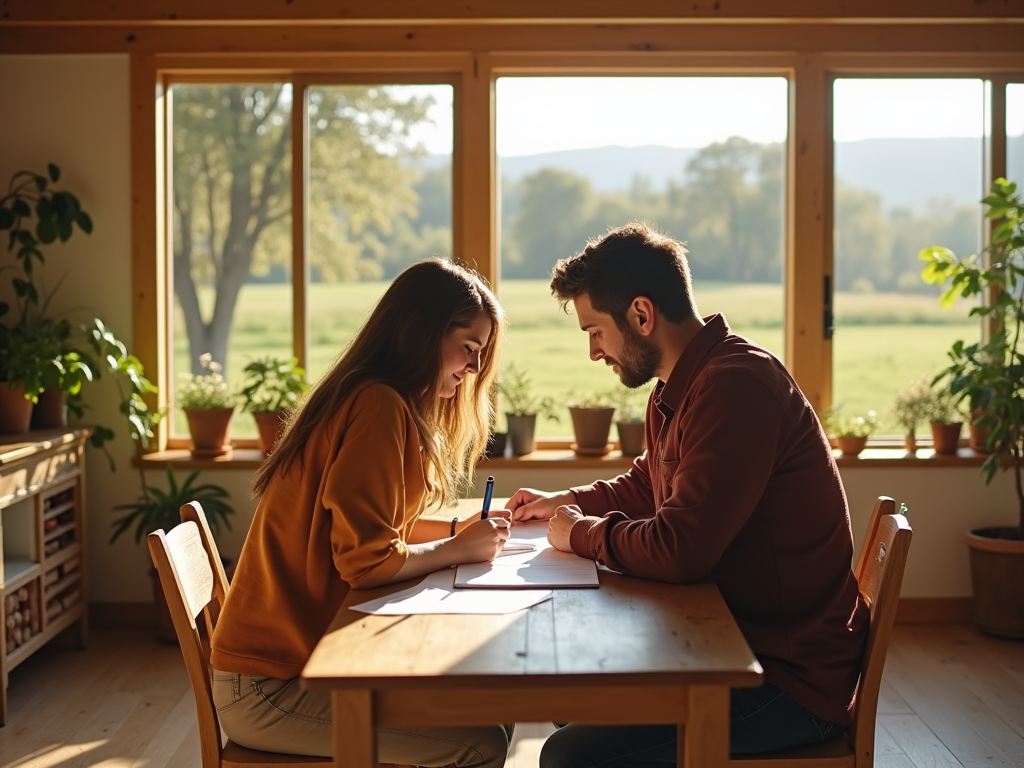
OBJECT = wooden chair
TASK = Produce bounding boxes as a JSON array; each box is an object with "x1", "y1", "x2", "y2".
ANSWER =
[
  {"x1": 149, "y1": 521, "x2": 330, "y2": 767},
  {"x1": 854, "y1": 497, "x2": 896, "y2": 582},
  {"x1": 730, "y1": 511, "x2": 913, "y2": 768},
  {"x1": 179, "y1": 501, "x2": 231, "y2": 628}
]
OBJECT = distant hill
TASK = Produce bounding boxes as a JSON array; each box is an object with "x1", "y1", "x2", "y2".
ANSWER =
[
  {"x1": 418, "y1": 136, "x2": 1024, "y2": 212},
  {"x1": 499, "y1": 146, "x2": 700, "y2": 194}
]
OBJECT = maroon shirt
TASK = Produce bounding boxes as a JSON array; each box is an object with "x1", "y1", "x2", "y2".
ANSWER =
[{"x1": 569, "y1": 314, "x2": 868, "y2": 725}]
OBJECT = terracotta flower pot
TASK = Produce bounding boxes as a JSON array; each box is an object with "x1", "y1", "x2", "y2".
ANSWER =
[
  {"x1": 253, "y1": 410, "x2": 286, "y2": 456},
  {"x1": 835, "y1": 435, "x2": 868, "y2": 457},
  {"x1": 569, "y1": 405, "x2": 615, "y2": 456},
  {"x1": 31, "y1": 390, "x2": 67, "y2": 430},
  {"x1": 617, "y1": 420, "x2": 646, "y2": 456},
  {"x1": 930, "y1": 420, "x2": 963, "y2": 455},
  {"x1": 904, "y1": 434, "x2": 917, "y2": 456},
  {"x1": 965, "y1": 528, "x2": 1024, "y2": 639},
  {"x1": 184, "y1": 407, "x2": 235, "y2": 458},
  {"x1": 0, "y1": 382, "x2": 34, "y2": 434}
]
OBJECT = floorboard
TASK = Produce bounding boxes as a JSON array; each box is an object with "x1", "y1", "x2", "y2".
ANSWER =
[{"x1": 1, "y1": 624, "x2": 1022, "y2": 768}]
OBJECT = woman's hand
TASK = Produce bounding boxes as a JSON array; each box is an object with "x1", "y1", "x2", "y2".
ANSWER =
[
  {"x1": 507, "y1": 488, "x2": 577, "y2": 522},
  {"x1": 450, "y1": 516, "x2": 511, "y2": 563}
]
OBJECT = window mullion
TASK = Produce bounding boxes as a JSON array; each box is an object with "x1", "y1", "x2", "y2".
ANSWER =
[{"x1": 292, "y1": 78, "x2": 310, "y2": 370}]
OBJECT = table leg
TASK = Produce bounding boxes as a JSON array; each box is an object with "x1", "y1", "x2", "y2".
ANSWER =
[
  {"x1": 681, "y1": 685, "x2": 730, "y2": 768},
  {"x1": 332, "y1": 689, "x2": 377, "y2": 768}
]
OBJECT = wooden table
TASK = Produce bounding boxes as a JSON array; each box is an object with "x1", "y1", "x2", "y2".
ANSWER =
[{"x1": 301, "y1": 499, "x2": 762, "y2": 768}]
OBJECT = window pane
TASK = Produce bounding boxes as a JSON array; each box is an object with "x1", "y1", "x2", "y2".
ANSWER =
[
  {"x1": 496, "y1": 77, "x2": 788, "y2": 437},
  {"x1": 1009, "y1": 83, "x2": 1024, "y2": 185},
  {"x1": 832, "y1": 79, "x2": 983, "y2": 436},
  {"x1": 306, "y1": 84, "x2": 453, "y2": 384},
  {"x1": 170, "y1": 83, "x2": 293, "y2": 438}
]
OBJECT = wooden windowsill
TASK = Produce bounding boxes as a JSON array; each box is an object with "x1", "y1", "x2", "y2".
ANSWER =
[{"x1": 136, "y1": 445, "x2": 997, "y2": 470}]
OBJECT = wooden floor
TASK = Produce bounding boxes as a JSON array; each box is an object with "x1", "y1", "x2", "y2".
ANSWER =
[{"x1": 1, "y1": 623, "x2": 1022, "y2": 768}]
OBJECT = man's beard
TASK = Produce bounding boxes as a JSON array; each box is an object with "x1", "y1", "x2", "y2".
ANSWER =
[{"x1": 608, "y1": 324, "x2": 661, "y2": 389}]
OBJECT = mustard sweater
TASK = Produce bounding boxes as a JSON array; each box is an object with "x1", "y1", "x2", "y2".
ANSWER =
[{"x1": 211, "y1": 382, "x2": 428, "y2": 679}]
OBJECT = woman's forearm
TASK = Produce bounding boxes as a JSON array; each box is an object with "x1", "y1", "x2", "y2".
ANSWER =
[{"x1": 388, "y1": 539, "x2": 457, "y2": 583}]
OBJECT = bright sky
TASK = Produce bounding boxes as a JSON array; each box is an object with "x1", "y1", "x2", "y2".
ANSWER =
[{"x1": 400, "y1": 78, "x2": 1024, "y2": 156}]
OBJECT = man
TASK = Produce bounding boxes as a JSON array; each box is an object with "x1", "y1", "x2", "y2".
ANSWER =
[{"x1": 507, "y1": 222, "x2": 868, "y2": 765}]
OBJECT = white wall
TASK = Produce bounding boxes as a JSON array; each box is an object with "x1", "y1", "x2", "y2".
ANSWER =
[{"x1": 0, "y1": 54, "x2": 1016, "y2": 604}]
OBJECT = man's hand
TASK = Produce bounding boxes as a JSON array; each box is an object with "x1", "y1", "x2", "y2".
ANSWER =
[
  {"x1": 507, "y1": 488, "x2": 577, "y2": 522},
  {"x1": 547, "y1": 504, "x2": 584, "y2": 552}
]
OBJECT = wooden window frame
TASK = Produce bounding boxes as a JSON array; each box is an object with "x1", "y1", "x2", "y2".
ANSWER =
[{"x1": 127, "y1": 51, "x2": 1024, "y2": 454}]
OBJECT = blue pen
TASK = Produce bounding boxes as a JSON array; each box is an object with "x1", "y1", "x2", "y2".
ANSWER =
[{"x1": 481, "y1": 475, "x2": 495, "y2": 520}]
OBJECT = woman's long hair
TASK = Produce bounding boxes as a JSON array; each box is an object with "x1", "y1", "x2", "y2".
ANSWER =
[{"x1": 253, "y1": 258, "x2": 504, "y2": 507}]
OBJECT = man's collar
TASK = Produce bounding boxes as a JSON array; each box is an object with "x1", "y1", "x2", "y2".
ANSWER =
[{"x1": 654, "y1": 314, "x2": 731, "y2": 416}]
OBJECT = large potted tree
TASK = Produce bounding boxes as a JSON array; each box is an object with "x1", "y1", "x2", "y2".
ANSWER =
[{"x1": 920, "y1": 176, "x2": 1024, "y2": 638}]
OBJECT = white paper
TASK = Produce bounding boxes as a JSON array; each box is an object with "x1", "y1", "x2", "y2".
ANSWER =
[
  {"x1": 454, "y1": 520, "x2": 599, "y2": 589},
  {"x1": 348, "y1": 569, "x2": 552, "y2": 615},
  {"x1": 495, "y1": 539, "x2": 537, "y2": 557}
]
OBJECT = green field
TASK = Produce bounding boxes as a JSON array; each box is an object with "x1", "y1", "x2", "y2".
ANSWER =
[{"x1": 174, "y1": 280, "x2": 977, "y2": 438}]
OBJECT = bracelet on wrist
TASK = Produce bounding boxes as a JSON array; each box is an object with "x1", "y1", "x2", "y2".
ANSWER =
[{"x1": 450, "y1": 517, "x2": 458, "y2": 538}]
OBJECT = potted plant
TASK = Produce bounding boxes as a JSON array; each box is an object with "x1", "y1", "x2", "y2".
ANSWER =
[
  {"x1": 565, "y1": 389, "x2": 616, "y2": 456},
  {"x1": 923, "y1": 380, "x2": 964, "y2": 456},
  {"x1": 822, "y1": 406, "x2": 879, "y2": 458},
  {"x1": 178, "y1": 353, "x2": 236, "y2": 458},
  {"x1": 496, "y1": 362, "x2": 558, "y2": 456},
  {"x1": 919, "y1": 175, "x2": 1024, "y2": 638},
  {"x1": 0, "y1": 163, "x2": 94, "y2": 433},
  {"x1": 892, "y1": 377, "x2": 935, "y2": 455},
  {"x1": 237, "y1": 355, "x2": 309, "y2": 456},
  {"x1": 608, "y1": 385, "x2": 648, "y2": 457},
  {"x1": 110, "y1": 465, "x2": 234, "y2": 642}
]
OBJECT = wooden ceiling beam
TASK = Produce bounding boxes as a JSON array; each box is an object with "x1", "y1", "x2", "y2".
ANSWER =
[
  {"x1": 4, "y1": 22, "x2": 1024, "y2": 56},
  {"x1": 2, "y1": 0, "x2": 1024, "y2": 26}
]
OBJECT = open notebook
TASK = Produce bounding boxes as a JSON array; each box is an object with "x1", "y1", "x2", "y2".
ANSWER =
[{"x1": 454, "y1": 520, "x2": 599, "y2": 589}]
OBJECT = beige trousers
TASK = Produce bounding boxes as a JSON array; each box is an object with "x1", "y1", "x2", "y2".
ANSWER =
[{"x1": 212, "y1": 669, "x2": 514, "y2": 765}]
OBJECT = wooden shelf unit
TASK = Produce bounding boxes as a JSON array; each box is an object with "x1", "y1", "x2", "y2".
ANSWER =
[{"x1": 0, "y1": 429, "x2": 90, "y2": 727}]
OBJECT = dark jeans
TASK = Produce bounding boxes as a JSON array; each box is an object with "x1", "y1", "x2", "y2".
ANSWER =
[{"x1": 539, "y1": 683, "x2": 843, "y2": 768}]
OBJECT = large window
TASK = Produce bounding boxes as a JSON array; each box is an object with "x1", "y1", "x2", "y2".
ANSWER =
[
  {"x1": 158, "y1": 63, "x2": 1024, "y2": 452},
  {"x1": 832, "y1": 79, "x2": 984, "y2": 435},
  {"x1": 168, "y1": 81, "x2": 452, "y2": 440},
  {"x1": 496, "y1": 77, "x2": 788, "y2": 437}
]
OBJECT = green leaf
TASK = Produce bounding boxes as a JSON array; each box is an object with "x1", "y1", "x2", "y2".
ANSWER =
[
  {"x1": 47, "y1": 163, "x2": 60, "y2": 182},
  {"x1": 77, "y1": 211, "x2": 93, "y2": 234},
  {"x1": 0, "y1": 207, "x2": 14, "y2": 230},
  {"x1": 36, "y1": 218, "x2": 57, "y2": 244}
]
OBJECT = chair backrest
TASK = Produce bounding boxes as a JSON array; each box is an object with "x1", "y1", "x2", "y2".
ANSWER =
[
  {"x1": 848, "y1": 512, "x2": 913, "y2": 767},
  {"x1": 854, "y1": 496, "x2": 895, "y2": 582},
  {"x1": 149, "y1": 522, "x2": 226, "y2": 768},
  {"x1": 180, "y1": 501, "x2": 231, "y2": 618}
]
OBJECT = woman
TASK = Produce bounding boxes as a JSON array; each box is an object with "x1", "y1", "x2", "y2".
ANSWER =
[{"x1": 210, "y1": 258, "x2": 513, "y2": 763}]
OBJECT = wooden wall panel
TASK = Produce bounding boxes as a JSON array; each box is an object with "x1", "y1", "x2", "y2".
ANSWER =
[{"x1": 4, "y1": 0, "x2": 1023, "y2": 25}]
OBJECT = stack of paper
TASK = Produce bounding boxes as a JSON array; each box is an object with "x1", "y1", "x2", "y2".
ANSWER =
[
  {"x1": 455, "y1": 520, "x2": 599, "y2": 589},
  {"x1": 348, "y1": 569, "x2": 551, "y2": 615}
]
